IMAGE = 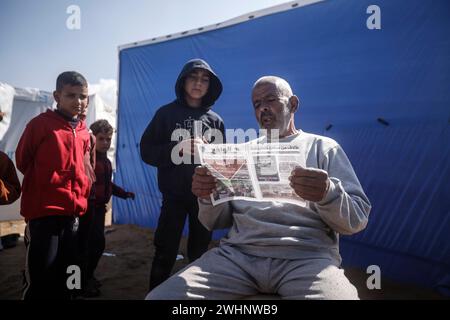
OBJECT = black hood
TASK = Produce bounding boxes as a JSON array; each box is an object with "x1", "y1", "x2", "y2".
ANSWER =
[{"x1": 175, "y1": 59, "x2": 223, "y2": 109}]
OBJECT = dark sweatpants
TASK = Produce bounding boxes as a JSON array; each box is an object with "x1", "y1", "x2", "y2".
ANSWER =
[
  {"x1": 22, "y1": 215, "x2": 79, "y2": 300},
  {"x1": 149, "y1": 196, "x2": 211, "y2": 291},
  {"x1": 78, "y1": 204, "x2": 106, "y2": 286}
]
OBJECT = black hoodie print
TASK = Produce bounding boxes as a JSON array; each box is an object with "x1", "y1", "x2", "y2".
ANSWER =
[{"x1": 140, "y1": 59, "x2": 225, "y2": 199}]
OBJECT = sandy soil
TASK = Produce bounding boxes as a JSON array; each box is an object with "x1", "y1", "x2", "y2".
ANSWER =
[{"x1": 0, "y1": 223, "x2": 446, "y2": 300}]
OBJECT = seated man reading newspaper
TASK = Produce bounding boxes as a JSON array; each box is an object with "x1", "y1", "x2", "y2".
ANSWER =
[{"x1": 146, "y1": 76, "x2": 371, "y2": 300}]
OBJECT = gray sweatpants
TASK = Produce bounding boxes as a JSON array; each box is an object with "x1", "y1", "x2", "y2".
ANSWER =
[{"x1": 146, "y1": 245, "x2": 358, "y2": 300}]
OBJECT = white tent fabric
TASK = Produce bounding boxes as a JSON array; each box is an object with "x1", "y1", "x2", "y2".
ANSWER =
[
  {"x1": 84, "y1": 89, "x2": 118, "y2": 170},
  {"x1": 0, "y1": 83, "x2": 15, "y2": 141},
  {"x1": 0, "y1": 81, "x2": 117, "y2": 221}
]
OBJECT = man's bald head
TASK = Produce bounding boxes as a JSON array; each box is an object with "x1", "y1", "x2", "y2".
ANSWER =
[
  {"x1": 253, "y1": 76, "x2": 293, "y2": 99},
  {"x1": 251, "y1": 76, "x2": 299, "y2": 138}
]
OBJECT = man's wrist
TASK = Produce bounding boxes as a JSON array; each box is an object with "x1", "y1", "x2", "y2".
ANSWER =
[
  {"x1": 317, "y1": 178, "x2": 338, "y2": 205},
  {"x1": 198, "y1": 197, "x2": 212, "y2": 205}
]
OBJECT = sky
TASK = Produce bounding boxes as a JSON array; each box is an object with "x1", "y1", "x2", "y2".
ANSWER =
[{"x1": 0, "y1": 0, "x2": 291, "y2": 91}]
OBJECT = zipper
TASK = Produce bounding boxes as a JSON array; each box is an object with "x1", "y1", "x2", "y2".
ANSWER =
[{"x1": 72, "y1": 127, "x2": 77, "y2": 213}]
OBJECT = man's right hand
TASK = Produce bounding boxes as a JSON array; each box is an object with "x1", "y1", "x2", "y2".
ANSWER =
[{"x1": 192, "y1": 166, "x2": 217, "y2": 199}]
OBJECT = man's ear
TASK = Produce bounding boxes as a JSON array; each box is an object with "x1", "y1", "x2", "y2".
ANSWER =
[
  {"x1": 53, "y1": 90, "x2": 60, "y2": 104},
  {"x1": 288, "y1": 95, "x2": 299, "y2": 113}
]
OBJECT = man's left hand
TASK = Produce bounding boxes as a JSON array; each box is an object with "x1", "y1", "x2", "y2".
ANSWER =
[{"x1": 289, "y1": 166, "x2": 330, "y2": 202}]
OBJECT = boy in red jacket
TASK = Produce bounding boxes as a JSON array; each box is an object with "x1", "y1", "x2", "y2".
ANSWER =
[
  {"x1": 79, "y1": 119, "x2": 134, "y2": 297},
  {"x1": 16, "y1": 71, "x2": 92, "y2": 300}
]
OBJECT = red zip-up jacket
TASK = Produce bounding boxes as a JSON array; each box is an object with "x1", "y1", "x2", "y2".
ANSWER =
[{"x1": 16, "y1": 109, "x2": 91, "y2": 221}]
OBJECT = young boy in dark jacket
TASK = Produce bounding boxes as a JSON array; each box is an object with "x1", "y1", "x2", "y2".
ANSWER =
[
  {"x1": 140, "y1": 59, "x2": 225, "y2": 290},
  {"x1": 16, "y1": 71, "x2": 92, "y2": 299},
  {"x1": 80, "y1": 119, "x2": 134, "y2": 297}
]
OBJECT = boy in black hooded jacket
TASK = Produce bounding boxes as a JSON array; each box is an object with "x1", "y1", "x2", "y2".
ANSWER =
[{"x1": 140, "y1": 59, "x2": 225, "y2": 290}]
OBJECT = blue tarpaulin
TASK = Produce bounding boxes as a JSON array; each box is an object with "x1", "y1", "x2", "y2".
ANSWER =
[{"x1": 115, "y1": 0, "x2": 450, "y2": 293}]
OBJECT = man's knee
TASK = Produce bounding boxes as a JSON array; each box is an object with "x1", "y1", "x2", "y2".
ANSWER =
[
  {"x1": 146, "y1": 276, "x2": 189, "y2": 300},
  {"x1": 145, "y1": 286, "x2": 165, "y2": 300},
  {"x1": 278, "y1": 263, "x2": 359, "y2": 300},
  {"x1": 314, "y1": 266, "x2": 359, "y2": 300}
]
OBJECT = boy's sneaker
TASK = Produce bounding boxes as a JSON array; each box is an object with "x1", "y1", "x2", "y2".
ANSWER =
[{"x1": 93, "y1": 277, "x2": 102, "y2": 288}]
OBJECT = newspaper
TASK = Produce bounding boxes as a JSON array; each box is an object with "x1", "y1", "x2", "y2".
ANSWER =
[{"x1": 198, "y1": 142, "x2": 307, "y2": 207}]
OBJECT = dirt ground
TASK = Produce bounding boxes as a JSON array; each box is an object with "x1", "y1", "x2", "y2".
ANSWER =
[{"x1": 0, "y1": 223, "x2": 446, "y2": 300}]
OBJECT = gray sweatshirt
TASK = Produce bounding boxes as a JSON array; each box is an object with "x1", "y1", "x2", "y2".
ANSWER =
[{"x1": 198, "y1": 131, "x2": 371, "y2": 263}]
